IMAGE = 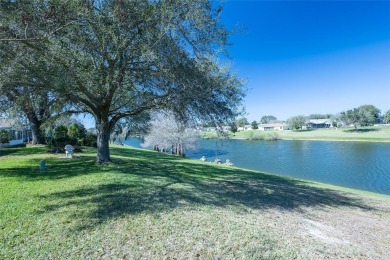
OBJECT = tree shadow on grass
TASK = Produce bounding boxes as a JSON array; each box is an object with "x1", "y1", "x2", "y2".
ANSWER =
[
  {"x1": 343, "y1": 128, "x2": 380, "y2": 133},
  {"x1": 0, "y1": 155, "x2": 104, "y2": 180},
  {"x1": 32, "y1": 147, "x2": 376, "y2": 230},
  {"x1": 0, "y1": 146, "x2": 47, "y2": 157}
]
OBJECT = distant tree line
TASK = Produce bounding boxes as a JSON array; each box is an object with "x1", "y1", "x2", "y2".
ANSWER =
[
  {"x1": 232, "y1": 104, "x2": 387, "y2": 132},
  {"x1": 286, "y1": 104, "x2": 382, "y2": 131}
]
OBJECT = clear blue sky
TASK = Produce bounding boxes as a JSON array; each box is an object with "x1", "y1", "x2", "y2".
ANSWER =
[{"x1": 220, "y1": 0, "x2": 390, "y2": 122}]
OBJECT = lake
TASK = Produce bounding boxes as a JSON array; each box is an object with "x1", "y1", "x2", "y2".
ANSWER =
[{"x1": 123, "y1": 138, "x2": 390, "y2": 195}]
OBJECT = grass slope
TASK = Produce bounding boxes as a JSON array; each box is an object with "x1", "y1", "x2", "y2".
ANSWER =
[
  {"x1": 204, "y1": 126, "x2": 390, "y2": 142},
  {"x1": 1, "y1": 145, "x2": 389, "y2": 259}
]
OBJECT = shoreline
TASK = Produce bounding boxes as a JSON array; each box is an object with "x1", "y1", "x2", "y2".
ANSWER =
[
  {"x1": 203, "y1": 136, "x2": 390, "y2": 143},
  {"x1": 120, "y1": 145, "x2": 390, "y2": 197},
  {"x1": 279, "y1": 137, "x2": 390, "y2": 143},
  {"x1": 202, "y1": 126, "x2": 390, "y2": 143}
]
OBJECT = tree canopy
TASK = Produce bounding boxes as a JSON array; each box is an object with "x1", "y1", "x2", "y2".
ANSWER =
[
  {"x1": 384, "y1": 110, "x2": 390, "y2": 123},
  {"x1": 308, "y1": 114, "x2": 332, "y2": 119},
  {"x1": 287, "y1": 115, "x2": 307, "y2": 131},
  {"x1": 0, "y1": 0, "x2": 244, "y2": 162},
  {"x1": 251, "y1": 120, "x2": 258, "y2": 130},
  {"x1": 340, "y1": 105, "x2": 380, "y2": 129},
  {"x1": 235, "y1": 117, "x2": 248, "y2": 128},
  {"x1": 260, "y1": 115, "x2": 276, "y2": 124}
]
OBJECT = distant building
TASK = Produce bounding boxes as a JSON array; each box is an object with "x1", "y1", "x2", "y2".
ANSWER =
[
  {"x1": 237, "y1": 124, "x2": 252, "y2": 131},
  {"x1": 258, "y1": 123, "x2": 290, "y2": 131},
  {"x1": 0, "y1": 118, "x2": 30, "y2": 146},
  {"x1": 306, "y1": 119, "x2": 334, "y2": 129}
]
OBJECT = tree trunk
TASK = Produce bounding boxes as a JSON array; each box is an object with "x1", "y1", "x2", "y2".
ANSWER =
[
  {"x1": 96, "y1": 119, "x2": 112, "y2": 163},
  {"x1": 29, "y1": 117, "x2": 45, "y2": 145}
]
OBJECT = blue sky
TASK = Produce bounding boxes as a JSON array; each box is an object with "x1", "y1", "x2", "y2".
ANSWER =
[{"x1": 221, "y1": 0, "x2": 390, "y2": 122}]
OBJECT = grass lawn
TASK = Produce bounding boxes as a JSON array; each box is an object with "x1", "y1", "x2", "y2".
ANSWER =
[
  {"x1": 204, "y1": 126, "x2": 390, "y2": 142},
  {"x1": 1, "y1": 145, "x2": 389, "y2": 258}
]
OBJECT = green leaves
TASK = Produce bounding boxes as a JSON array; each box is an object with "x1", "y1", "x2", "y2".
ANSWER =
[
  {"x1": 1, "y1": 0, "x2": 244, "y2": 162},
  {"x1": 340, "y1": 105, "x2": 380, "y2": 129}
]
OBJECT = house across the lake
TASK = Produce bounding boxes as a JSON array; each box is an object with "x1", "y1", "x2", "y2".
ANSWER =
[
  {"x1": 0, "y1": 118, "x2": 31, "y2": 146},
  {"x1": 306, "y1": 119, "x2": 334, "y2": 129},
  {"x1": 237, "y1": 124, "x2": 252, "y2": 131},
  {"x1": 258, "y1": 123, "x2": 291, "y2": 131}
]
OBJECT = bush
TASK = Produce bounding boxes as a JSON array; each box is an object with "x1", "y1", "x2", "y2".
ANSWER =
[
  {"x1": 247, "y1": 131, "x2": 279, "y2": 141},
  {"x1": 45, "y1": 124, "x2": 96, "y2": 148},
  {"x1": 0, "y1": 130, "x2": 10, "y2": 144},
  {"x1": 265, "y1": 132, "x2": 279, "y2": 141},
  {"x1": 83, "y1": 133, "x2": 97, "y2": 148},
  {"x1": 247, "y1": 131, "x2": 264, "y2": 140},
  {"x1": 54, "y1": 125, "x2": 68, "y2": 138},
  {"x1": 50, "y1": 137, "x2": 78, "y2": 148}
]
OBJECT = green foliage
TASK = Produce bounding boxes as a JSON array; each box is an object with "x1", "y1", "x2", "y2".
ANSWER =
[
  {"x1": 67, "y1": 123, "x2": 86, "y2": 139},
  {"x1": 247, "y1": 131, "x2": 279, "y2": 141},
  {"x1": 48, "y1": 137, "x2": 78, "y2": 149},
  {"x1": 236, "y1": 117, "x2": 249, "y2": 128},
  {"x1": 260, "y1": 115, "x2": 277, "y2": 124},
  {"x1": 251, "y1": 120, "x2": 258, "y2": 130},
  {"x1": 384, "y1": 110, "x2": 390, "y2": 123},
  {"x1": 0, "y1": 130, "x2": 10, "y2": 143},
  {"x1": 358, "y1": 105, "x2": 380, "y2": 126},
  {"x1": 0, "y1": 0, "x2": 245, "y2": 162},
  {"x1": 287, "y1": 115, "x2": 307, "y2": 130},
  {"x1": 309, "y1": 114, "x2": 332, "y2": 119},
  {"x1": 48, "y1": 124, "x2": 95, "y2": 148},
  {"x1": 54, "y1": 125, "x2": 68, "y2": 138},
  {"x1": 83, "y1": 132, "x2": 97, "y2": 148},
  {"x1": 229, "y1": 122, "x2": 238, "y2": 133},
  {"x1": 340, "y1": 105, "x2": 380, "y2": 129}
]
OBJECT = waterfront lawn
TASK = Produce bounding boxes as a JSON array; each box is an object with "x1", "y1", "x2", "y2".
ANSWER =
[
  {"x1": 276, "y1": 126, "x2": 390, "y2": 141},
  {"x1": 1, "y1": 145, "x2": 389, "y2": 258},
  {"x1": 204, "y1": 126, "x2": 390, "y2": 142}
]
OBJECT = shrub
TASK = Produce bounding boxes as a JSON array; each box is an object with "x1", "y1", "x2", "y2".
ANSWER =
[
  {"x1": 247, "y1": 131, "x2": 279, "y2": 141},
  {"x1": 51, "y1": 137, "x2": 78, "y2": 148},
  {"x1": 265, "y1": 132, "x2": 279, "y2": 141},
  {"x1": 0, "y1": 130, "x2": 10, "y2": 144},
  {"x1": 247, "y1": 131, "x2": 264, "y2": 140},
  {"x1": 54, "y1": 125, "x2": 68, "y2": 138},
  {"x1": 83, "y1": 133, "x2": 97, "y2": 148}
]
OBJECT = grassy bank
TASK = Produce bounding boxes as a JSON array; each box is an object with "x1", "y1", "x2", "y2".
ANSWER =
[
  {"x1": 1, "y1": 145, "x2": 389, "y2": 258},
  {"x1": 203, "y1": 126, "x2": 390, "y2": 142}
]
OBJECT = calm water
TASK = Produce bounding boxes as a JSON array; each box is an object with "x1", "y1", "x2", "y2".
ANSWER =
[{"x1": 123, "y1": 138, "x2": 390, "y2": 195}]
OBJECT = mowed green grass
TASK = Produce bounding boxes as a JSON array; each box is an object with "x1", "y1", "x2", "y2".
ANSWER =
[
  {"x1": 204, "y1": 126, "x2": 390, "y2": 142},
  {"x1": 1, "y1": 145, "x2": 389, "y2": 258},
  {"x1": 275, "y1": 126, "x2": 390, "y2": 141}
]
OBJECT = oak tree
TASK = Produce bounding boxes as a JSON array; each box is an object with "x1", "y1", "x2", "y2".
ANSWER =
[{"x1": 1, "y1": 1, "x2": 244, "y2": 162}]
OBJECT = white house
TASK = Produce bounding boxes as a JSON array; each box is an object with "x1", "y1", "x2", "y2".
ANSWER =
[
  {"x1": 0, "y1": 118, "x2": 30, "y2": 146},
  {"x1": 237, "y1": 124, "x2": 252, "y2": 131},
  {"x1": 258, "y1": 123, "x2": 291, "y2": 131}
]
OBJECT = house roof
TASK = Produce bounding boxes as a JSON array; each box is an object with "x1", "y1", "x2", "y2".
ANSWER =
[{"x1": 308, "y1": 119, "x2": 332, "y2": 124}]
